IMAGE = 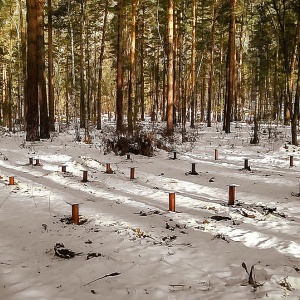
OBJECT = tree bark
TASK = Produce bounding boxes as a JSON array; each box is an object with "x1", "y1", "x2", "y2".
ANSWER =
[
  {"x1": 223, "y1": 0, "x2": 236, "y2": 133},
  {"x1": 48, "y1": 0, "x2": 55, "y2": 131},
  {"x1": 190, "y1": 0, "x2": 196, "y2": 129},
  {"x1": 291, "y1": 5, "x2": 300, "y2": 145},
  {"x1": 207, "y1": 1, "x2": 216, "y2": 127},
  {"x1": 128, "y1": 0, "x2": 137, "y2": 134},
  {"x1": 19, "y1": 0, "x2": 26, "y2": 127},
  {"x1": 37, "y1": 0, "x2": 50, "y2": 139},
  {"x1": 79, "y1": 0, "x2": 86, "y2": 130},
  {"x1": 167, "y1": 0, "x2": 174, "y2": 135},
  {"x1": 140, "y1": 22, "x2": 145, "y2": 121},
  {"x1": 97, "y1": 0, "x2": 109, "y2": 130},
  {"x1": 116, "y1": 0, "x2": 124, "y2": 133},
  {"x1": 26, "y1": 0, "x2": 39, "y2": 141}
]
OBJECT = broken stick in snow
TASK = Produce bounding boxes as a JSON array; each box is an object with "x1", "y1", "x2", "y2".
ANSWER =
[{"x1": 83, "y1": 272, "x2": 121, "y2": 286}]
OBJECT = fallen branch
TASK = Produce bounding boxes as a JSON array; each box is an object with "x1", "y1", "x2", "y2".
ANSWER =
[
  {"x1": 169, "y1": 284, "x2": 185, "y2": 287},
  {"x1": 83, "y1": 272, "x2": 121, "y2": 286},
  {"x1": 0, "y1": 192, "x2": 12, "y2": 209}
]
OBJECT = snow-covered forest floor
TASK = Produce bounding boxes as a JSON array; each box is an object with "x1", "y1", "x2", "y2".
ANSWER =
[{"x1": 1, "y1": 121, "x2": 300, "y2": 300}]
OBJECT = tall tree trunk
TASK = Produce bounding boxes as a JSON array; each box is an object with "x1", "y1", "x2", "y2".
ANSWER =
[
  {"x1": 86, "y1": 29, "x2": 91, "y2": 121},
  {"x1": 190, "y1": 0, "x2": 196, "y2": 129},
  {"x1": 140, "y1": 23, "x2": 145, "y2": 121},
  {"x1": 207, "y1": 1, "x2": 216, "y2": 127},
  {"x1": 162, "y1": 56, "x2": 166, "y2": 121},
  {"x1": 1, "y1": 65, "x2": 3, "y2": 124},
  {"x1": 128, "y1": 0, "x2": 137, "y2": 134},
  {"x1": 65, "y1": 52, "x2": 69, "y2": 126},
  {"x1": 2, "y1": 65, "x2": 7, "y2": 126},
  {"x1": 68, "y1": 0, "x2": 78, "y2": 138},
  {"x1": 292, "y1": 50, "x2": 300, "y2": 146},
  {"x1": 178, "y1": 5, "x2": 185, "y2": 134},
  {"x1": 97, "y1": 0, "x2": 108, "y2": 130},
  {"x1": 26, "y1": 0, "x2": 39, "y2": 141},
  {"x1": 223, "y1": 0, "x2": 236, "y2": 133},
  {"x1": 167, "y1": 0, "x2": 174, "y2": 135},
  {"x1": 291, "y1": 5, "x2": 300, "y2": 145},
  {"x1": 37, "y1": 0, "x2": 50, "y2": 139},
  {"x1": 19, "y1": 0, "x2": 26, "y2": 127},
  {"x1": 79, "y1": 0, "x2": 86, "y2": 130},
  {"x1": 116, "y1": 0, "x2": 124, "y2": 133},
  {"x1": 48, "y1": 0, "x2": 55, "y2": 131},
  {"x1": 8, "y1": 5, "x2": 13, "y2": 131},
  {"x1": 236, "y1": 21, "x2": 244, "y2": 122},
  {"x1": 173, "y1": 8, "x2": 179, "y2": 125}
]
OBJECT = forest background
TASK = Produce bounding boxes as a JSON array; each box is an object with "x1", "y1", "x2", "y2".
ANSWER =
[{"x1": 0, "y1": 0, "x2": 300, "y2": 146}]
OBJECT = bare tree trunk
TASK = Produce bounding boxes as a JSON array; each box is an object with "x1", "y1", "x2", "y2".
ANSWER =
[
  {"x1": 68, "y1": 0, "x2": 78, "y2": 138},
  {"x1": 97, "y1": 0, "x2": 108, "y2": 130},
  {"x1": 128, "y1": 0, "x2": 137, "y2": 134},
  {"x1": 291, "y1": 72, "x2": 299, "y2": 146},
  {"x1": 19, "y1": 0, "x2": 26, "y2": 127},
  {"x1": 140, "y1": 27, "x2": 145, "y2": 121},
  {"x1": 178, "y1": 5, "x2": 186, "y2": 135},
  {"x1": 116, "y1": 0, "x2": 124, "y2": 133},
  {"x1": 79, "y1": 0, "x2": 86, "y2": 130},
  {"x1": 2, "y1": 65, "x2": 7, "y2": 126},
  {"x1": 37, "y1": 0, "x2": 50, "y2": 139},
  {"x1": 8, "y1": 5, "x2": 13, "y2": 131},
  {"x1": 223, "y1": 0, "x2": 236, "y2": 133},
  {"x1": 48, "y1": 0, "x2": 55, "y2": 131},
  {"x1": 26, "y1": 0, "x2": 39, "y2": 141},
  {"x1": 65, "y1": 52, "x2": 69, "y2": 126},
  {"x1": 289, "y1": 5, "x2": 300, "y2": 146},
  {"x1": 291, "y1": 6, "x2": 300, "y2": 145},
  {"x1": 207, "y1": 1, "x2": 216, "y2": 127},
  {"x1": 167, "y1": 0, "x2": 174, "y2": 135},
  {"x1": 190, "y1": 0, "x2": 196, "y2": 129}
]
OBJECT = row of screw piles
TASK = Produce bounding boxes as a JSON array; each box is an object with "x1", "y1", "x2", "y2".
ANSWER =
[
  {"x1": 168, "y1": 187, "x2": 238, "y2": 212},
  {"x1": 70, "y1": 153, "x2": 297, "y2": 218},
  {"x1": 74, "y1": 155, "x2": 134, "y2": 223},
  {"x1": 23, "y1": 151, "x2": 298, "y2": 223},
  {"x1": 66, "y1": 155, "x2": 133, "y2": 224},
  {"x1": 7, "y1": 158, "x2": 42, "y2": 186}
]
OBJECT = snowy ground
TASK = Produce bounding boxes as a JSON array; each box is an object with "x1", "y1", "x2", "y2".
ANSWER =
[{"x1": 1, "y1": 122, "x2": 300, "y2": 299}]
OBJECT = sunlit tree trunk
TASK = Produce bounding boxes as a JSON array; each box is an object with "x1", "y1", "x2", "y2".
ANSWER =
[
  {"x1": 128, "y1": 0, "x2": 137, "y2": 134},
  {"x1": 67, "y1": 0, "x2": 78, "y2": 138},
  {"x1": 178, "y1": 5, "x2": 185, "y2": 134},
  {"x1": 79, "y1": 0, "x2": 86, "y2": 130},
  {"x1": 8, "y1": 5, "x2": 13, "y2": 131},
  {"x1": 18, "y1": 0, "x2": 26, "y2": 127},
  {"x1": 2, "y1": 65, "x2": 7, "y2": 126},
  {"x1": 173, "y1": 8, "x2": 178, "y2": 125},
  {"x1": 48, "y1": 0, "x2": 55, "y2": 131},
  {"x1": 207, "y1": 1, "x2": 216, "y2": 127},
  {"x1": 140, "y1": 15, "x2": 145, "y2": 121},
  {"x1": 97, "y1": 0, "x2": 108, "y2": 130},
  {"x1": 116, "y1": 0, "x2": 124, "y2": 133},
  {"x1": 167, "y1": 0, "x2": 174, "y2": 135},
  {"x1": 65, "y1": 52, "x2": 69, "y2": 125},
  {"x1": 37, "y1": 0, "x2": 50, "y2": 139},
  {"x1": 190, "y1": 0, "x2": 196, "y2": 129}
]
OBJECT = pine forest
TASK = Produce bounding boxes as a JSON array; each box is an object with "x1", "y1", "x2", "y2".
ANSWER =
[{"x1": 0, "y1": 0, "x2": 300, "y2": 145}]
